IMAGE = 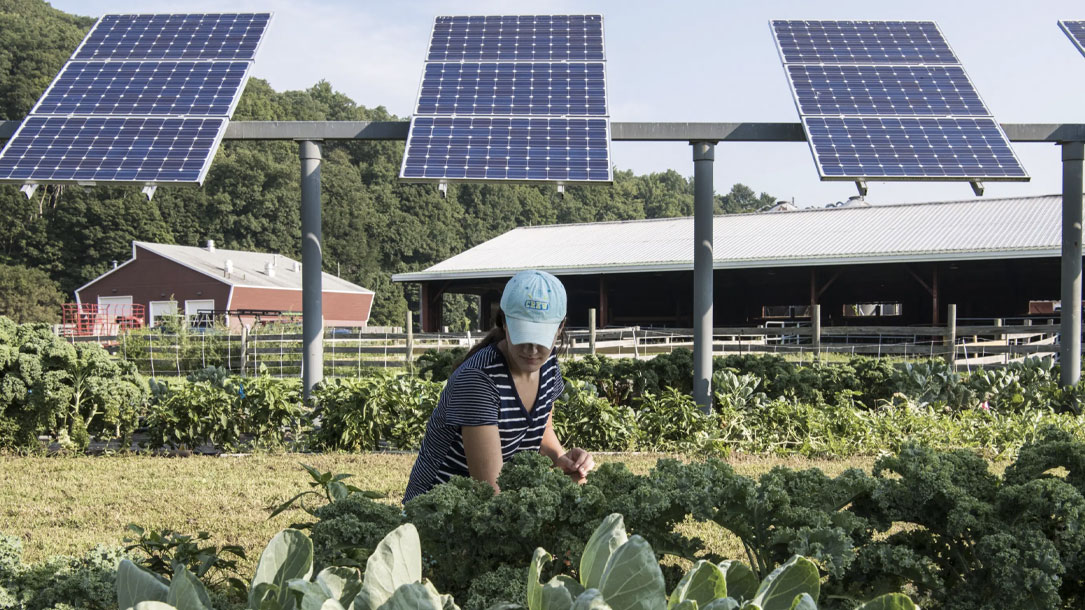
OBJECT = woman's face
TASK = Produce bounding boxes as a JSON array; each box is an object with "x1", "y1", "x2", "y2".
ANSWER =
[
  {"x1": 503, "y1": 321, "x2": 564, "y2": 374},
  {"x1": 505, "y1": 339, "x2": 552, "y2": 373}
]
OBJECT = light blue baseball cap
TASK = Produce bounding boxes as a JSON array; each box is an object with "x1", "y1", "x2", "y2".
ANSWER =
[{"x1": 500, "y1": 270, "x2": 568, "y2": 347}]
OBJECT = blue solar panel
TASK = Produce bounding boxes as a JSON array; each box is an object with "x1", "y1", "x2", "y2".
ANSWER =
[
  {"x1": 804, "y1": 117, "x2": 1026, "y2": 179},
  {"x1": 772, "y1": 19, "x2": 1026, "y2": 182},
  {"x1": 402, "y1": 117, "x2": 609, "y2": 181},
  {"x1": 428, "y1": 15, "x2": 604, "y2": 61},
  {"x1": 417, "y1": 62, "x2": 607, "y2": 116},
  {"x1": 403, "y1": 14, "x2": 611, "y2": 184},
  {"x1": 0, "y1": 116, "x2": 225, "y2": 182},
  {"x1": 75, "y1": 13, "x2": 270, "y2": 61},
  {"x1": 773, "y1": 20, "x2": 957, "y2": 65},
  {"x1": 36, "y1": 61, "x2": 249, "y2": 116},
  {"x1": 0, "y1": 12, "x2": 269, "y2": 187},
  {"x1": 787, "y1": 65, "x2": 988, "y2": 116},
  {"x1": 1060, "y1": 21, "x2": 1085, "y2": 58}
]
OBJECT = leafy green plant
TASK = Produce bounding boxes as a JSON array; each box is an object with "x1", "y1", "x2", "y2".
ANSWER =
[
  {"x1": 269, "y1": 463, "x2": 384, "y2": 528},
  {"x1": 525, "y1": 513, "x2": 913, "y2": 610},
  {"x1": 144, "y1": 381, "x2": 239, "y2": 451},
  {"x1": 415, "y1": 347, "x2": 467, "y2": 382},
  {"x1": 0, "y1": 534, "x2": 126, "y2": 610},
  {"x1": 634, "y1": 388, "x2": 721, "y2": 454},
  {"x1": 122, "y1": 525, "x2": 247, "y2": 598},
  {"x1": 553, "y1": 380, "x2": 637, "y2": 451}
]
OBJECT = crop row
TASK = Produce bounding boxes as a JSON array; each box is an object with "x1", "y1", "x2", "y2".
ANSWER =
[{"x1": 3, "y1": 318, "x2": 1085, "y2": 455}]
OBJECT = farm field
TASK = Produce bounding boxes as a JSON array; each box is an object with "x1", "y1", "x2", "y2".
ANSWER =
[{"x1": 0, "y1": 451, "x2": 880, "y2": 569}]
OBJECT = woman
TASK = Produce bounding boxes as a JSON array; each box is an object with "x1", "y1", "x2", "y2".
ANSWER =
[{"x1": 403, "y1": 270, "x2": 594, "y2": 503}]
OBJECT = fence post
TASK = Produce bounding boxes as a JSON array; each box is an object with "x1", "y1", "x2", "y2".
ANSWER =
[
  {"x1": 994, "y1": 318, "x2": 1005, "y2": 364},
  {"x1": 947, "y1": 304, "x2": 957, "y2": 369},
  {"x1": 811, "y1": 304, "x2": 821, "y2": 360},
  {"x1": 240, "y1": 326, "x2": 248, "y2": 376},
  {"x1": 406, "y1": 309, "x2": 414, "y2": 373},
  {"x1": 589, "y1": 308, "x2": 597, "y2": 355}
]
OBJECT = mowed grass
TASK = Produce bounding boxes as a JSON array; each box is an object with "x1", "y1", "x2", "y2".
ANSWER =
[{"x1": 0, "y1": 452, "x2": 878, "y2": 571}]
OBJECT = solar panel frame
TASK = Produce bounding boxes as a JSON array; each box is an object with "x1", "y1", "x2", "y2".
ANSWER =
[
  {"x1": 1059, "y1": 20, "x2": 1085, "y2": 58},
  {"x1": 0, "y1": 12, "x2": 271, "y2": 187},
  {"x1": 771, "y1": 19, "x2": 1028, "y2": 183},
  {"x1": 401, "y1": 13, "x2": 613, "y2": 185}
]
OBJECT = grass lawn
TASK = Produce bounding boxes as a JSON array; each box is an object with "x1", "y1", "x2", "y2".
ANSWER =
[{"x1": 0, "y1": 452, "x2": 878, "y2": 571}]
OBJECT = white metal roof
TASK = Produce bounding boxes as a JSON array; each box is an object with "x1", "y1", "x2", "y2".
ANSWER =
[
  {"x1": 131, "y1": 241, "x2": 373, "y2": 293},
  {"x1": 393, "y1": 194, "x2": 1065, "y2": 282}
]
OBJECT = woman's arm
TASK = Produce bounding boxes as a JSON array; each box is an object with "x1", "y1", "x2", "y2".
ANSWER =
[
  {"x1": 542, "y1": 409, "x2": 594, "y2": 483},
  {"x1": 462, "y1": 424, "x2": 504, "y2": 493}
]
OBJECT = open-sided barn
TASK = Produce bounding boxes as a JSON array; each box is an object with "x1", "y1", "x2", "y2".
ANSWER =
[{"x1": 393, "y1": 194, "x2": 1073, "y2": 331}]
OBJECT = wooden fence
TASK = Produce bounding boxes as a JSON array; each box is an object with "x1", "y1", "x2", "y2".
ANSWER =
[{"x1": 71, "y1": 315, "x2": 1068, "y2": 378}]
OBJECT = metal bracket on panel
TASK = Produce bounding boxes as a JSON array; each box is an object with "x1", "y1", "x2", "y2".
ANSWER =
[
  {"x1": 19, "y1": 184, "x2": 38, "y2": 199},
  {"x1": 141, "y1": 185, "x2": 157, "y2": 200},
  {"x1": 854, "y1": 180, "x2": 868, "y2": 197},
  {"x1": 970, "y1": 181, "x2": 985, "y2": 196},
  {"x1": 438, "y1": 182, "x2": 448, "y2": 198}
]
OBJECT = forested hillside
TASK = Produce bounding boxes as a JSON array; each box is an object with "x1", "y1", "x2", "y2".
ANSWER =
[{"x1": 0, "y1": 0, "x2": 776, "y2": 326}]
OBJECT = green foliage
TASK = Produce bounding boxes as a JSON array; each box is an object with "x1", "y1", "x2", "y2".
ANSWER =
[
  {"x1": 122, "y1": 525, "x2": 247, "y2": 598},
  {"x1": 634, "y1": 389, "x2": 720, "y2": 454},
  {"x1": 0, "y1": 317, "x2": 148, "y2": 450},
  {"x1": 841, "y1": 429, "x2": 1085, "y2": 610},
  {"x1": 553, "y1": 380, "x2": 637, "y2": 452},
  {"x1": 310, "y1": 373, "x2": 441, "y2": 451},
  {"x1": 415, "y1": 348, "x2": 467, "y2": 382},
  {"x1": 307, "y1": 494, "x2": 403, "y2": 571},
  {"x1": 268, "y1": 463, "x2": 384, "y2": 530},
  {"x1": 0, "y1": 264, "x2": 64, "y2": 323},
  {"x1": 0, "y1": 534, "x2": 126, "y2": 610}
]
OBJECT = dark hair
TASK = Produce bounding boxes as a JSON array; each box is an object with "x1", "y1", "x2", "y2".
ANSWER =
[{"x1": 453, "y1": 310, "x2": 569, "y2": 373}]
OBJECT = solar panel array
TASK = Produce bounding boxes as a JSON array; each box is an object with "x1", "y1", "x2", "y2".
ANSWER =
[
  {"x1": 0, "y1": 13, "x2": 270, "y2": 186},
  {"x1": 772, "y1": 20, "x2": 1027, "y2": 182},
  {"x1": 402, "y1": 14, "x2": 612, "y2": 183},
  {"x1": 1060, "y1": 21, "x2": 1085, "y2": 58}
]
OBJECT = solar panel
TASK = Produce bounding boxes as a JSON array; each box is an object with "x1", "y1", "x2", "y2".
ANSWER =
[
  {"x1": 417, "y1": 62, "x2": 607, "y2": 116},
  {"x1": 805, "y1": 117, "x2": 1026, "y2": 179},
  {"x1": 773, "y1": 20, "x2": 957, "y2": 65},
  {"x1": 772, "y1": 19, "x2": 1027, "y2": 183},
  {"x1": 74, "y1": 13, "x2": 270, "y2": 61},
  {"x1": 0, "y1": 12, "x2": 270, "y2": 189},
  {"x1": 402, "y1": 14, "x2": 612, "y2": 185},
  {"x1": 1059, "y1": 21, "x2": 1085, "y2": 58},
  {"x1": 787, "y1": 65, "x2": 988, "y2": 117},
  {"x1": 427, "y1": 15, "x2": 604, "y2": 61},
  {"x1": 0, "y1": 116, "x2": 226, "y2": 182},
  {"x1": 35, "y1": 61, "x2": 250, "y2": 116}
]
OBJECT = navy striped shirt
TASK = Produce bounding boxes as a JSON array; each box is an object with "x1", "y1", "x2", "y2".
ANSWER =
[{"x1": 403, "y1": 344, "x2": 564, "y2": 502}]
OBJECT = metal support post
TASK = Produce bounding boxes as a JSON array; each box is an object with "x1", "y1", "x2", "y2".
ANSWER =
[
  {"x1": 300, "y1": 140, "x2": 323, "y2": 400},
  {"x1": 692, "y1": 141, "x2": 716, "y2": 412},
  {"x1": 1061, "y1": 141, "x2": 1084, "y2": 386}
]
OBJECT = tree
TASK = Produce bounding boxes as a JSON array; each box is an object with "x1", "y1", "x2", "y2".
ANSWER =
[
  {"x1": 0, "y1": 264, "x2": 65, "y2": 323},
  {"x1": 716, "y1": 183, "x2": 777, "y2": 215}
]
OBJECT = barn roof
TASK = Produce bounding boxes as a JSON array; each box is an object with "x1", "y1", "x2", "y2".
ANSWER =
[
  {"x1": 393, "y1": 194, "x2": 1065, "y2": 282},
  {"x1": 125, "y1": 241, "x2": 373, "y2": 293}
]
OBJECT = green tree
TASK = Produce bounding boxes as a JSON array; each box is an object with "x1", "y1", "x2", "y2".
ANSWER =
[{"x1": 0, "y1": 264, "x2": 65, "y2": 322}]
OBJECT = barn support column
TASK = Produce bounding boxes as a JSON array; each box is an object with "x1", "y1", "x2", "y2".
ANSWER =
[
  {"x1": 420, "y1": 283, "x2": 444, "y2": 332},
  {"x1": 932, "y1": 265, "x2": 940, "y2": 325},
  {"x1": 598, "y1": 276, "x2": 609, "y2": 327},
  {"x1": 1061, "y1": 141, "x2": 1084, "y2": 386},
  {"x1": 300, "y1": 140, "x2": 323, "y2": 401},
  {"x1": 692, "y1": 141, "x2": 716, "y2": 413}
]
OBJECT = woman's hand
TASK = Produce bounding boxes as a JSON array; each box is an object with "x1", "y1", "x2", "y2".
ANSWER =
[{"x1": 554, "y1": 447, "x2": 595, "y2": 484}]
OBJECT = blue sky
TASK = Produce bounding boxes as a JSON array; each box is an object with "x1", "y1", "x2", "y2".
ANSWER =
[{"x1": 48, "y1": 0, "x2": 1085, "y2": 206}]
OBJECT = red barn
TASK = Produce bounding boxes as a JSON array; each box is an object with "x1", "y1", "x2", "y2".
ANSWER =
[{"x1": 73, "y1": 241, "x2": 373, "y2": 332}]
